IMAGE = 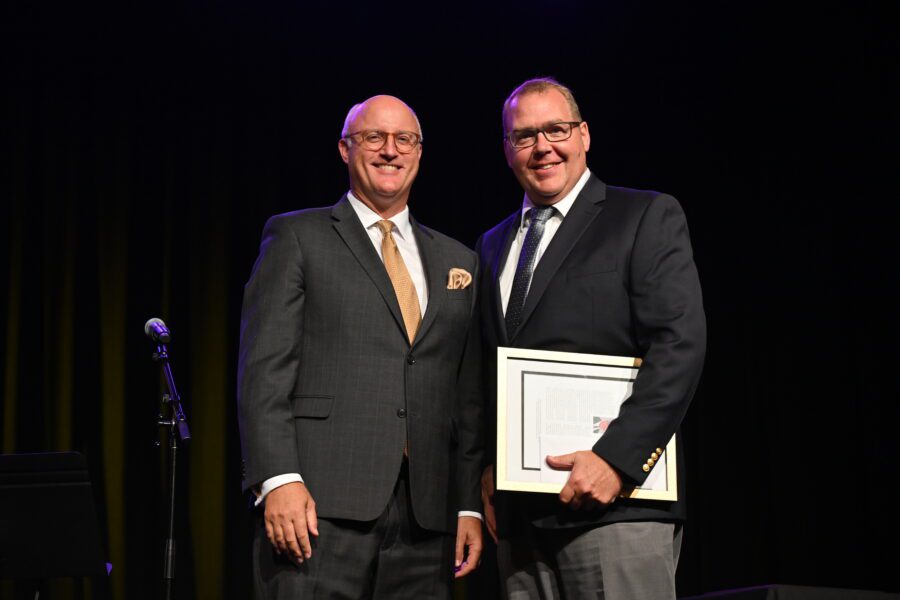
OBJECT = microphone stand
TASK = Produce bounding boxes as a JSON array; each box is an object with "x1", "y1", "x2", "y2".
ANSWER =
[{"x1": 152, "y1": 342, "x2": 191, "y2": 600}]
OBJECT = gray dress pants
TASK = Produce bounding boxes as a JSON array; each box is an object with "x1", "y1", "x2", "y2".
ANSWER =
[{"x1": 497, "y1": 521, "x2": 682, "y2": 600}]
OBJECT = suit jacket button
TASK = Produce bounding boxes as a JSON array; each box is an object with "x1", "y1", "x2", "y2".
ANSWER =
[
  {"x1": 397, "y1": 408, "x2": 407, "y2": 418},
  {"x1": 647, "y1": 458, "x2": 655, "y2": 467},
  {"x1": 651, "y1": 452, "x2": 659, "y2": 460},
  {"x1": 656, "y1": 447, "x2": 664, "y2": 454},
  {"x1": 642, "y1": 464, "x2": 650, "y2": 473},
  {"x1": 407, "y1": 354, "x2": 416, "y2": 365}
]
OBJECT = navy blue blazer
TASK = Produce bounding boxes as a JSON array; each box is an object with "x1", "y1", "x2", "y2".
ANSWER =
[{"x1": 476, "y1": 174, "x2": 706, "y2": 530}]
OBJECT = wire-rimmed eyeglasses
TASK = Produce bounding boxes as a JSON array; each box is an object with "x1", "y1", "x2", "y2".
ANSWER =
[{"x1": 343, "y1": 130, "x2": 422, "y2": 153}]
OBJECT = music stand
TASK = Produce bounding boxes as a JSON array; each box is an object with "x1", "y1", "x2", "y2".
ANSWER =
[{"x1": 0, "y1": 452, "x2": 108, "y2": 591}]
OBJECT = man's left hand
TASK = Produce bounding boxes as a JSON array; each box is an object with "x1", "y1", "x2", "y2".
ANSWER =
[
  {"x1": 454, "y1": 516, "x2": 483, "y2": 578},
  {"x1": 545, "y1": 451, "x2": 623, "y2": 510}
]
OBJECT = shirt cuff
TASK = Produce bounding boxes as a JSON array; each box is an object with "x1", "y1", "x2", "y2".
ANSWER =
[
  {"x1": 458, "y1": 511, "x2": 483, "y2": 521},
  {"x1": 254, "y1": 473, "x2": 304, "y2": 507}
]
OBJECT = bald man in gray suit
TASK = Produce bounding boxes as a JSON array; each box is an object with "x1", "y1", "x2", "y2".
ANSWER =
[{"x1": 238, "y1": 95, "x2": 484, "y2": 599}]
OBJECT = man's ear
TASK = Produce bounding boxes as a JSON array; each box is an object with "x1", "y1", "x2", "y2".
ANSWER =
[
  {"x1": 579, "y1": 121, "x2": 591, "y2": 153},
  {"x1": 338, "y1": 139, "x2": 350, "y2": 164},
  {"x1": 503, "y1": 141, "x2": 515, "y2": 169}
]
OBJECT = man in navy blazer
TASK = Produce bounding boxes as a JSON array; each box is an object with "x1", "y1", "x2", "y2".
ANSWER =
[
  {"x1": 238, "y1": 95, "x2": 484, "y2": 599},
  {"x1": 476, "y1": 78, "x2": 706, "y2": 599}
]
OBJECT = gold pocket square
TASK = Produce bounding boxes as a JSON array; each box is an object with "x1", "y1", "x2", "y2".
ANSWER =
[{"x1": 447, "y1": 268, "x2": 472, "y2": 290}]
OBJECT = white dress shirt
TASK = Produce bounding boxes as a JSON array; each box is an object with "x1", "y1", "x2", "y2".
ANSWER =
[{"x1": 499, "y1": 169, "x2": 592, "y2": 314}]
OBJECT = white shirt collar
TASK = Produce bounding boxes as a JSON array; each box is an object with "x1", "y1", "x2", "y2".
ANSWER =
[
  {"x1": 519, "y1": 168, "x2": 592, "y2": 228},
  {"x1": 347, "y1": 191, "x2": 414, "y2": 240}
]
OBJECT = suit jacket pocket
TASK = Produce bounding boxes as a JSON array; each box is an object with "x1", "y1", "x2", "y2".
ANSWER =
[
  {"x1": 445, "y1": 288, "x2": 472, "y2": 300},
  {"x1": 291, "y1": 395, "x2": 334, "y2": 419}
]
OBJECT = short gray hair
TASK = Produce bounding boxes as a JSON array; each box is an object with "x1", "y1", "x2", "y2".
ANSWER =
[{"x1": 502, "y1": 77, "x2": 582, "y2": 132}]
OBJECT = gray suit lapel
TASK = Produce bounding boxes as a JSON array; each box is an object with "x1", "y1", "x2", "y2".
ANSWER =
[
  {"x1": 510, "y1": 176, "x2": 607, "y2": 342},
  {"x1": 330, "y1": 197, "x2": 408, "y2": 342},
  {"x1": 410, "y1": 218, "x2": 444, "y2": 346}
]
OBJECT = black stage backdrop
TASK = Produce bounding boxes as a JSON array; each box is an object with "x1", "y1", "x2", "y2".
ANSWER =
[{"x1": 2, "y1": 0, "x2": 897, "y2": 598}]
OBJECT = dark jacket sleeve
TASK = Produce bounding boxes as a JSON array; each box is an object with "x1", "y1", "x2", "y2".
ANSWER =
[
  {"x1": 455, "y1": 256, "x2": 486, "y2": 514},
  {"x1": 592, "y1": 194, "x2": 707, "y2": 484},
  {"x1": 237, "y1": 215, "x2": 305, "y2": 492}
]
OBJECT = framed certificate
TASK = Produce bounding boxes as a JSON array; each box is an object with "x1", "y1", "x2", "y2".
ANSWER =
[{"x1": 497, "y1": 346, "x2": 677, "y2": 501}]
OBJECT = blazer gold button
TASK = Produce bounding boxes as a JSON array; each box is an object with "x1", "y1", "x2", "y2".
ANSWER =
[
  {"x1": 651, "y1": 452, "x2": 658, "y2": 460},
  {"x1": 642, "y1": 464, "x2": 650, "y2": 473},
  {"x1": 397, "y1": 408, "x2": 407, "y2": 418},
  {"x1": 656, "y1": 448, "x2": 663, "y2": 454},
  {"x1": 647, "y1": 458, "x2": 655, "y2": 467}
]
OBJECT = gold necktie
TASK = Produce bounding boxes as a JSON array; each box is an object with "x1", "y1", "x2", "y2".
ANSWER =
[{"x1": 377, "y1": 220, "x2": 421, "y2": 343}]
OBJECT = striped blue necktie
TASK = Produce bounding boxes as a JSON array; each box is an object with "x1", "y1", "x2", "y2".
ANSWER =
[{"x1": 505, "y1": 206, "x2": 555, "y2": 338}]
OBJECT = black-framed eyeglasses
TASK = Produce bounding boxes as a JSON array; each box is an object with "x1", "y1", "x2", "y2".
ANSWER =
[
  {"x1": 504, "y1": 121, "x2": 583, "y2": 149},
  {"x1": 343, "y1": 130, "x2": 422, "y2": 153}
]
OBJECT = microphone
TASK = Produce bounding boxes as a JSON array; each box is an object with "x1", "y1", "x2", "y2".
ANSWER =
[{"x1": 144, "y1": 318, "x2": 172, "y2": 344}]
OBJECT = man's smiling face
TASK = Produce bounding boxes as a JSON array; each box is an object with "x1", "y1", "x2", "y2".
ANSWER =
[
  {"x1": 339, "y1": 95, "x2": 422, "y2": 217},
  {"x1": 503, "y1": 89, "x2": 590, "y2": 206}
]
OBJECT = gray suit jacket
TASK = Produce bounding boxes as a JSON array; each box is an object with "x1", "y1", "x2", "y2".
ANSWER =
[{"x1": 238, "y1": 195, "x2": 483, "y2": 533}]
